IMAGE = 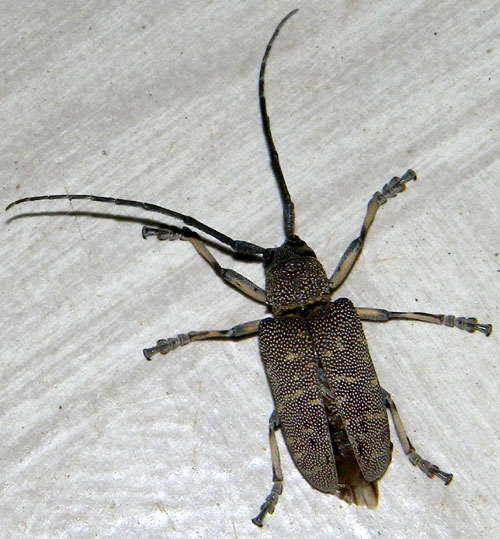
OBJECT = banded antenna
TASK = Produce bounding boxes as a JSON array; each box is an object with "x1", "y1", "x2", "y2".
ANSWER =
[{"x1": 259, "y1": 8, "x2": 298, "y2": 240}]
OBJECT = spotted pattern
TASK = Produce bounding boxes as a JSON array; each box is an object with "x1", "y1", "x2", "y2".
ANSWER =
[
  {"x1": 259, "y1": 298, "x2": 390, "y2": 492},
  {"x1": 260, "y1": 313, "x2": 338, "y2": 492},
  {"x1": 266, "y1": 257, "x2": 332, "y2": 314},
  {"x1": 309, "y1": 299, "x2": 391, "y2": 482}
]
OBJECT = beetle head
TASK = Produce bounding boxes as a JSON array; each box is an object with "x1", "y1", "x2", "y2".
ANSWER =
[{"x1": 264, "y1": 235, "x2": 332, "y2": 314}]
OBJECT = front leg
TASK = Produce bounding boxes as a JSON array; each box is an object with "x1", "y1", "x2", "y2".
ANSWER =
[
  {"x1": 330, "y1": 170, "x2": 416, "y2": 291},
  {"x1": 381, "y1": 388, "x2": 453, "y2": 484},
  {"x1": 143, "y1": 224, "x2": 267, "y2": 303}
]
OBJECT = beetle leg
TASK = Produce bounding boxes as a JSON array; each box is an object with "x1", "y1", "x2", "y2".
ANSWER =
[
  {"x1": 329, "y1": 170, "x2": 416, "y2": 291},
  {"x1": 381, "y1": 389, "x2": 453, "y2": 485},
  {"x1": 252, "y1": 411, "x2": 284, "y2": 527},
  {"x1": 356, "y1": 307, "x2": 492, "y2": 336},
  {"x1": 142, "y1": 224, "x2": 187, "y2": 241},
  {"x1": 143, "y1": 319, "x2": 261, "y2": 359},
  {"x1": 143, "y1": 224, "x2": 268, "y2": 304}
]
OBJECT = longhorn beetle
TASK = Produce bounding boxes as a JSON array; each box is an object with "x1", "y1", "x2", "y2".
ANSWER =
[{"x1": 6, "y1": 9, "x2": 492, "y2": 527}]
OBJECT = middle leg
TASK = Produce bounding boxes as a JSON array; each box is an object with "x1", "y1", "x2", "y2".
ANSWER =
[
  {"x1": 143, "y1": 319, "x2": 261, "y2": 359},
  {"x1": 143, "y1": 224, "x2": 267, "y2": 303},
  {"x1": 357, "y1": 307, "x2": 492, "y2": 336},
  {"x1": 381, "y1": 388, "x2": 453, "y2": 484}
]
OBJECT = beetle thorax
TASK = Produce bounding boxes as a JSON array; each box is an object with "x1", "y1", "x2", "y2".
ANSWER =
[{"x1": 264, "y1": 236, "x2": 332, "y2": 315}]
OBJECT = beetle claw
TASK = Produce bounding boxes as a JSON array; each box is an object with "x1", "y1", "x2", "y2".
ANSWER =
[
  {"x1": 143, "y1": 346, "x2": 157, "y2": 360},
  {"x1": 435, "y1": 469, "x2": 453, "y2": 485},
  {"x1": 252, "y1": 481, "x2": 282, "y2": 527},
  {"x1": 412, "y1": 456, "x2": 453, "y2": 485}
]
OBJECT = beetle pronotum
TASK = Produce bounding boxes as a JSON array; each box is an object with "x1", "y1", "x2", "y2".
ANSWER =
[{"x1": 6, "y1": 9, "x2": 492, "y2": 526}]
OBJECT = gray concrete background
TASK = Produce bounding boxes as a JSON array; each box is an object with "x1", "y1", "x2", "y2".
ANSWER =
[{"x1": 1, "y1": 1, "x2": 499, "y2": 538}]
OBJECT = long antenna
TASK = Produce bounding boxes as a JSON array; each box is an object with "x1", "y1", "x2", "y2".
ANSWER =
[
  {"x1": 259, "y1": 9, "x2": 299, "y2": 240},
  {"x1": 6, "y1": 12, "x2": 301, "y2": 253},
  {"x1": 6, "y1": 195, "x2": 267, "y2": 255}
]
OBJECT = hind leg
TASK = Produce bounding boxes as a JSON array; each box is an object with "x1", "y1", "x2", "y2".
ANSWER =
[
  {"x1": 252, "y1": 411, "x2": 284, "y2": 527},
  {"x1": 381, "y1": 388, "x2": 453, "y2": 484}
]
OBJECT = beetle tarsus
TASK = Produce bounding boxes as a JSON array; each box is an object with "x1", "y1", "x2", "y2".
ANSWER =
[
  {"x1": 142, "y1": 225, "x2": 186, "y2": 241},
  {"x1": 408, "y1": 453, "x2": 453, "y2": 485},
  {"x1": 380, "y1": 169, "x2": 416, "y2": 200},
  {"x1": 400, "y1": 169, "x2": 417, "y2": 184},
  {"x1": 443, "y1": 315, "x2": 492, "y2": 336},
  {"x1": 143, "y1": 335, "x2": 191, "y2": 360},
  {"x1": 455, "y1": 317, "x2": 492, "y2": 336},
  {"x1": 252, "y1": 481, "x2": 283, "y2": 527}
]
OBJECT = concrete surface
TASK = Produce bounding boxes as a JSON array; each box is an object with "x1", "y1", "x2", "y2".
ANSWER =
[{"x1": 1, "y1": 1, "x2": 499, "y2": 538}]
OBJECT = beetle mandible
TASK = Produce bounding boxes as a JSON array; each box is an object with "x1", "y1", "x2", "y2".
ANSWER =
[{"x1": 6, "y1": 9, "x2": 492, "y2": 527}]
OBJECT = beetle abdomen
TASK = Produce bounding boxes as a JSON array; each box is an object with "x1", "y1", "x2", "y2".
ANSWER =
[{"x1": 325, "y1": 394, "x2": 380, "y2": 508}]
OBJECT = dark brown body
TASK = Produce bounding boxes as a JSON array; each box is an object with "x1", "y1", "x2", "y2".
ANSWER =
[{"x1": 258, "y1": 236, "x2": 392, "y2": 508}]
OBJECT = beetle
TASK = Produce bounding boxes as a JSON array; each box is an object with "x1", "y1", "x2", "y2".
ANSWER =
[{"x1": 6, "y1": 9, "x2": 492, "y2": 527}]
